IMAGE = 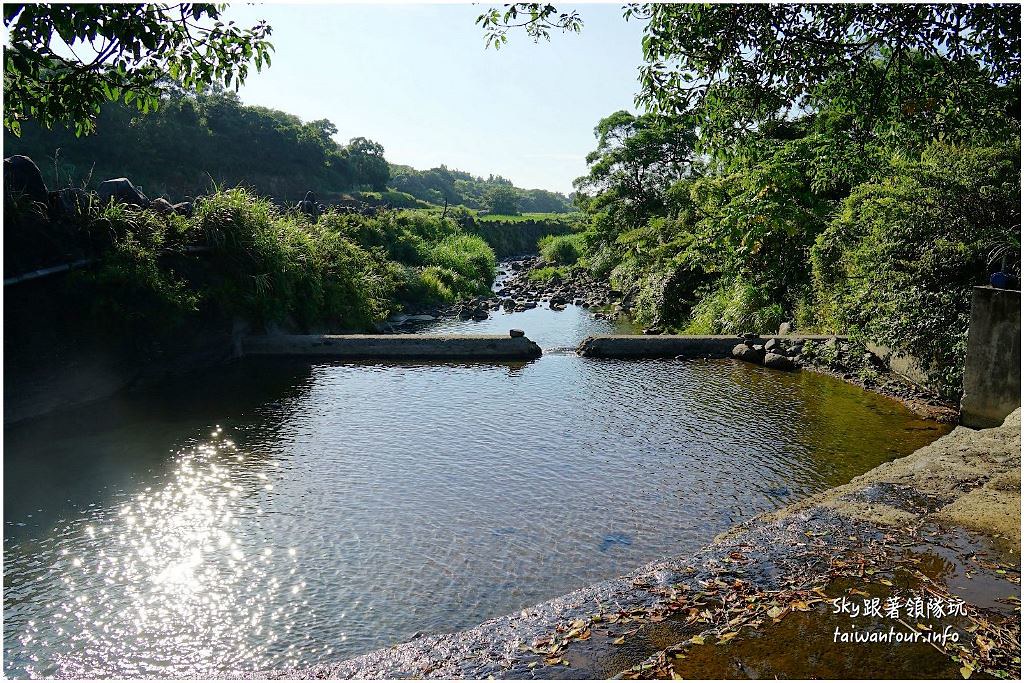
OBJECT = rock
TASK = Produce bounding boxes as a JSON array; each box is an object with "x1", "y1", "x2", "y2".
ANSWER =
[
  {"x1": 778, "y1": 322, "x2": 793, "y2": 335},
  {"x1": 764, "y1": 337, "x2": 785, "y2": 353},
  {"x1": 97, "y1": 177, "x2": 149, "y2": 207},
  {"x1": 732, "y1": 343, "x2": 765, "y2": 364},
  {"x1": 3, "y1": 155, "x2": 48, "y2": 204},
  {"x1": 643, "y1": 327, "x2": 663, "y2": 335},
  {"x1": 150, "y1": 197, "x2": 174, "y2": 214},
  {"x1": 172, "y1": 201, "x2": 193, "y2": 216},
  {"x1": 47, "y1": 187, "x2": 93, "y2": 220},
  {"x1": 550, "y1": 303, "x2": 566, "y2": 311},
  {"x1": 472, "y1": 309, "x2": 488, "y2": 321},
  {"x1": 523, "y1": 301, "x2": 537, "y2": 309},
  {"x1": 406, "y1": 314, "x2": 436, "y2": 322},
  {"x1": 509, "y1": 329, "x2": 524, "y2": 338},
  {"x1": 740, "y1": 332, "x2": 760, "y2": 343},
  {"x1": 764, "y1": 352, "x2": 796, "y2": 371},
  {"x1": 297, "y1": 191, "x2": 322, "y2": 219}
]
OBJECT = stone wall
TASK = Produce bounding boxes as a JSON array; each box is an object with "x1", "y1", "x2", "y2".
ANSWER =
[{"x1": 960, "y1": 286, "x2": 1021, "y2": 428}]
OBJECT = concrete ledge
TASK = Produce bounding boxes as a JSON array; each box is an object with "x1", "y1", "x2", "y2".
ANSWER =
[
  {"x1": 576, "y1": 334, "x2": 841, "y2": 359},
  {"x1": 241, "y1": 334, "x2": 543, "y2": 360}
]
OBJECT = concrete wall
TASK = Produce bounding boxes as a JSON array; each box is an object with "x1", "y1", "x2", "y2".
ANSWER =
[
  {"x1": 241, "y1": 334, "x2": 543, "y2": 360},
  {"x1": 865, "y1": 342, "x2": 932, "y2": 391},
  {"x1": 960, "y1": 286, "x2": 1021, "y2": 428},
  {"x1": 576, "y1": 334, "x2": 840, "y2": 359}
]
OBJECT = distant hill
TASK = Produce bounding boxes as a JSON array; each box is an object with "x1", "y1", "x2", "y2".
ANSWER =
[
  {"x1": 3, "y1": 87, "x2": 572, "y2": 212},
  {"x1": 387, "y1": 164, "x2": 573, "y2": 213}
]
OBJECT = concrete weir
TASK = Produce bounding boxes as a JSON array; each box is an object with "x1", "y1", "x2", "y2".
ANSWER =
[
  {"x1": 577, "y1": 334, "x2": 839, "y2": 359},
  {"x1": 240, "y1": 333, "x2": 543, "y2": 361}
]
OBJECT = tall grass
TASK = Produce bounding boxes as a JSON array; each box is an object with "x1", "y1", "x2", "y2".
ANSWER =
[
  {"x1": 67, "y1": 188, "x2": 500, "y2": 334},
  {"x1": 538, "y1": 232, "x2": 586, "y2": 266}
]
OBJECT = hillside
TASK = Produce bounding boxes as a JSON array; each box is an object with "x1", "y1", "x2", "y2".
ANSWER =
[{"x1": 2, "y1": 87, "x2": 573, "y2": 212}]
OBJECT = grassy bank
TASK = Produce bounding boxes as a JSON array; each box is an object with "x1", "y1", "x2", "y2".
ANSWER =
[
  {"x1": 7, "y1": 188, "x2": 499, "y2": 342},
  {"x1": 406, "y1": 206, "x2": 581, "y2": 258}
]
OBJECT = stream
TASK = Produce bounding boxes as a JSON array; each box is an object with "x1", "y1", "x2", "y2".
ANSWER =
[{"x1": 3, "y1": 267, "x2": 949, "y2": 677}]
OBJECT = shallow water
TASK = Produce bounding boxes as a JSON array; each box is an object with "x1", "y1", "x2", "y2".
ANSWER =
[{"x1": 3, "y1": 301, "x2": 949, "y2": 677}]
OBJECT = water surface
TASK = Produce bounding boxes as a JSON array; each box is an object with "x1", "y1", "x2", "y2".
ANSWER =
[{"x1": 4, "y1": 303, "x2": 948, "y2": 677}]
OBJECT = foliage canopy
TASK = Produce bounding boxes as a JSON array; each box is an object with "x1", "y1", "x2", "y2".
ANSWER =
[{"x1": 3, "y1": 3, "x2": 272, "y2": 135}]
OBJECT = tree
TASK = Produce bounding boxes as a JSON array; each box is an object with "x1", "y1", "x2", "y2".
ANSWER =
[
  {"x1": 480, "y1": 3, "x2": 1021, "y2": 145},
  {"x1": 574, "y1": 110, "x2": 697, "y2": 222},
  {"x1": 3, "y1": 3, "x2": 273, "y2": 136},
  {"x1": 485, "y1": 185, "x2": 520, "y2": 215},
  {"x1": 345, "y1": 137, "x2": 389, "y2": 191}
]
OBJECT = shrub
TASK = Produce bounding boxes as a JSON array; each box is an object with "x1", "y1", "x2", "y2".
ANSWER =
[
  {"x1": 426, "y1": 233, "x2": 497, "y2": 291},
  {"x1": 684, "y1": 280, "x2": 786, "y2": 335},
  {"x1": 810, "y1": 142, "x2": 1021, "y2": 397},
  {"x1": 538, "y1": 232, "x2": 586, "y2": 266}
]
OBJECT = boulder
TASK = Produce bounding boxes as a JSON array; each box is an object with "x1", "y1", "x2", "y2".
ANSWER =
[
  {"x1": 296, "y1": 191, "x2": 322, "y2": 219},
  {"x1": 47, "y1": 187, "x2": 93, "y2": 220},
  {"x1": 172, "y1": 201, "x2": 193, "y2": 216},
  {"x1": 764, "y1": 337, "x2": 784, "y2": 353},
  {"x1": 778, "y1": 321, "x2": 793, "y2": 335},
  {"x1": 733, "y1": 343, "x2": 765, "y2": 364},
  {"x1": 764, "y1": 352, "x2": 796, "y2": 371},
  {"x1": 150, "y1": 197, "x2": 174, "y2": 214},
  {"x1": 4, "y1": 155, "x2": 48, "y2": 204},
  {"x1": 643, "y1": 327, "x2": 663, "y2": 335},
  {"x1": 97, "y1": 177, "x2": 149, "y2": 207},
  {"x1": 509, "y1": 329, "x2": 525, "y2": 338}
]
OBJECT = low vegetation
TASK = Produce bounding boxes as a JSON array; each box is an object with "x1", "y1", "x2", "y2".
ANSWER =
[{"x1": 29, "y1": 188, "x2": 499, "y2": 341}]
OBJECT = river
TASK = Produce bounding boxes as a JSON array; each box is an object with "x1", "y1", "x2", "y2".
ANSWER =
[{"x1": 3, "y1": 289, "x2": 948, "y2": 677}]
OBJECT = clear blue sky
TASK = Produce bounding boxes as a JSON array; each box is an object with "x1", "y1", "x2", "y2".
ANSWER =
[{"x1": 221, "y1": 3, "x2": 646, "y2": 194}]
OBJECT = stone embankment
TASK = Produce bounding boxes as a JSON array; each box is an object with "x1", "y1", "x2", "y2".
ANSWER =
[
  {"x1": 263, "y1": 410, "x2": 1020, "y2": 680},
  {"x1": 577, "y1": 333, "x2": 839, "y2": 361}
]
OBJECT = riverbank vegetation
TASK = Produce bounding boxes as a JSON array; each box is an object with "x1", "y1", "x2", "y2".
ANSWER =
[
  {"x1": 485, "y1": 3, "x2": 1021, "y2": 398},
  {"x1": 16, "y1": 188, "x2": 499, "y2": 342}
]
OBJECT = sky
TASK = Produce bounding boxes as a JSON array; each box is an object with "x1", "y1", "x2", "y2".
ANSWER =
[{"x1": 219, "y1": 2, "x2": 646, "y2": 194}]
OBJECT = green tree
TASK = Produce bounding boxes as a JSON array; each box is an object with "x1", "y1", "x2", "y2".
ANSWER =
[
  {"x1": 574, "y1": 110, "x2": 697, "y2": 223},
  {"x1": 485, "y1": 185, "x2": 520, "y2": 215},
  {"x1": 346, "y1": 137, "x2": 390, "y2": 191},
  {"x1": 3, "y1": 3, "x2": 273, "y2": 135},
  {"x1": 480, "y1": 3, "x2": 1021, "y2": 147}
]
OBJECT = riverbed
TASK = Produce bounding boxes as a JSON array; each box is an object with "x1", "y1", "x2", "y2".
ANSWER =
[{"x1": 3, "y1": 292, "x2": 949, "y2": 677}]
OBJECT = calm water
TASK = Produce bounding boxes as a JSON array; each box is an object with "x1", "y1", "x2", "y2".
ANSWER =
[{"x1": 3, "y1": 302, "x2": 948, "y2": 677}]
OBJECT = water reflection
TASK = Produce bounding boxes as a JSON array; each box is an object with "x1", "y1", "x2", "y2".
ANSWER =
[{"x1": 4, "y1": 305, "x2": 949, "y2": 677}]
